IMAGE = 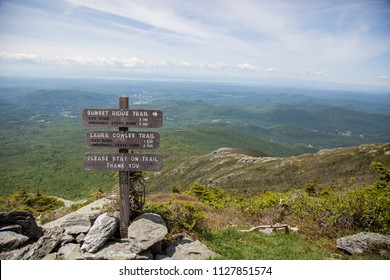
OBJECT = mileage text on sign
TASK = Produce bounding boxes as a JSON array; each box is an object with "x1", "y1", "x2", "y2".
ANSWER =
[
  {"x1": 82, "y1": 108, "x2": 163, "y2": 127},
  {"x1": 85, "y1": 131, "x2": 160, "y2": 149}
]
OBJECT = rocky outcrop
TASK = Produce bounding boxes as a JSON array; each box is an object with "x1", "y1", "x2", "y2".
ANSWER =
[
  {"x1": 153, "y1": 143, "x2": 390, "y2": 194},
  {"x1": 0, "y1": 202, "x2": 214, "y2": 260},
  {"x1": 337, "y1": 232, "x2": 390, "y2": 256}
]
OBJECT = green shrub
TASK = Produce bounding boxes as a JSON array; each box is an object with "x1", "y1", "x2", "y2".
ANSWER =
[
  {"x1": 0, "y1": 186, "x2": 64, "y2": 214},
  {"x1": 341, "y1": 183, "x2": 389, "y2": 233},
  {"x1": 170, "y1": 185, "x2": 183, "y2": 194},
  {"x1": 25, "y1": 194, "x2": 64, "y2": 212},
  {"x1": 370, "y1": 161, "x2": 390, "y2": 183},
  {"x1": 286, "y1": 178, "x2": 390, "y2": 237},
  {"x1": 185, "y1": 183, "x2": 230, "y2": 209},
  {"x1": 144, "y1": 194, "x2": 206, "y2": 234},
  {"x1": 240, "y1": 191, "x2": 283, "y2": 215}
]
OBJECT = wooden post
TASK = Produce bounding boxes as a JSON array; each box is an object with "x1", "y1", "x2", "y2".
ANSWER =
[{"x1": 119, "y1": 96, "x2": 130, "y2": 238}]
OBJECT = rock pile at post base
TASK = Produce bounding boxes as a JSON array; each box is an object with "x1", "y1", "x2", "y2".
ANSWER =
[{"x1": 0, "y1": 199, "x2": 215, "y2": 260}]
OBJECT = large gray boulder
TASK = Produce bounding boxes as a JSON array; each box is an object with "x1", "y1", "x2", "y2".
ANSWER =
[
  {"x1": 337, "y1": 232, "x2": 390, "y2": 255},
  {"x1": 81, "y1": 212, "x2": 118, "y2": 253},
  {"x1": 128, "y1": 213, "x2": 168, "y2": 254},
  {"x1": 0, "y1": 211, "x2": 43, "y2": 240},
  {"x1": 165, "y1": 237, "x2": 216, "y2": 260}
]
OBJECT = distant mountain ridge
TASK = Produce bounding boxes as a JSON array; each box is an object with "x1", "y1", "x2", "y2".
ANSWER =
[{"x1": 147, "y1": 143, "x2": 390, "y2": 194}]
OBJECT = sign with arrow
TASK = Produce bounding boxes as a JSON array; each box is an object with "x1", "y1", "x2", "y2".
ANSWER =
[{"x1": 82, "y1": 108, "x2": 163, "y2": 127}]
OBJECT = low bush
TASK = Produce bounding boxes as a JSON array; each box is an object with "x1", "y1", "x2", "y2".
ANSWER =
[
  {"x1": 144, "y1": 193, "x2": 207, "y2": 234},
  {"x1": 0, "y1": 186, "x2": 64, "y2": 215},
  {"x1": 185, "y1": 183, "x2": 231, "y2": 209},
  {"x1": 282, "y1": 162, "x2": 390, "y2": 237}
]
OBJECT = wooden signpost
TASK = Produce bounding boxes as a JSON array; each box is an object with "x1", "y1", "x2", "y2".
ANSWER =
[{"x1": 82, "y1": 96, "x2": 163, "y2": 238}]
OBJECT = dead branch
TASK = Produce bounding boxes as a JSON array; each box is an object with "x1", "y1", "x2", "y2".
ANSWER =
[{"x1": 240, "y1": 224, "x2": 299, "y2": 234}]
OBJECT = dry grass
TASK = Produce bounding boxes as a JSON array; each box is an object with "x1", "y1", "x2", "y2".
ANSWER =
[
  {"x1": 203, "y1": 207, "x2": 248, "y2": 231},
  {"x1": 146, "y1": 192, "x2": 199, "y2": 204}
]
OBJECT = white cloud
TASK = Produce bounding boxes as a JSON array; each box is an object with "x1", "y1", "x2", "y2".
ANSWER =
[
  {"x1": 379, "y1": 75, "x2": 388, "y2": 79},
  {"x1": 0, "y1": 52, "x2": 227, "y2": 71},
  {"x1": 237, "y1": 63, "x2": 259, "y2": 71},
  {"x1": 2, "y1": 52, "x2": 324, "y2": 77},
  {"x1": 0, "y1": 53, "x2": 42, "y2": 63},
  {"x1": 236, "y1": 64, "x2": 278, "y2": 73},
  {"x1": 65, "y1": 0, "x2": 211, "y2": 39},
  {"x1": 300, "y1": 68, "x2": 325, "y2": 76},
  {"x1": 0, "y1": 52, "x2": 143, "y2": 68}
]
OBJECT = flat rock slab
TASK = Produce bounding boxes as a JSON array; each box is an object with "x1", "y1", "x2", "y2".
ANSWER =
[
  {"x1": 64, "y1": 213, "x2": 99, "y2": 235},
  {"x1": 42, "y1": 198, "x2": 110, "y2": 230},
  {"x1": 0, "y1": 231, "x2": 29, "y2": 251},
  {"x1": 81, "y1": 240, "x2": 137, "y2": 260},
  {"x1": 165, "y1": 237, "x2": 216, "y2": 260},
  {"x1": 337, "y1": 232, "x2": 390, "y2": 255},
  {"x1": 0, "y1": 244, "x2": 32, "y2": 260},
  {"x1": 128, "y1": 213, "x2": 168, "y2": 254}
]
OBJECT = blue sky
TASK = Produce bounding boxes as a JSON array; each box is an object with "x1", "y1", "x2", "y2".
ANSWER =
[{"x1": 0, "y1": 0, "x2": 389, "y2": 87}]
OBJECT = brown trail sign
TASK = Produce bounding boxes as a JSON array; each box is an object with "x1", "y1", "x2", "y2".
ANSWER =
[
  {"x1": 85, "y1": 131, "x2": 160, "y2": 149},
  {"x1": 83, "y1": 152, "x2": 162, "y2": 171},
  {"x1": 82, "y1": 96, "x2": 163, "y2": 238},
  {"x1": 82, "y1": 108, "x2": 163, "y2": 127}
]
